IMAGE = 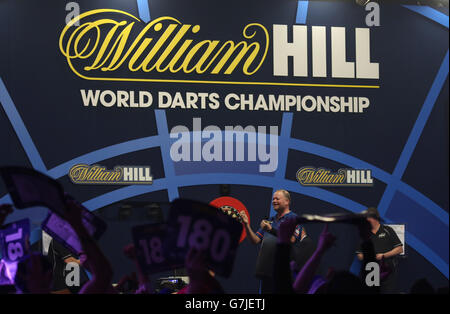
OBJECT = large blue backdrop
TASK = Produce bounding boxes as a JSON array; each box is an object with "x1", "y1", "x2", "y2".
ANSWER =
[{"x1": 0, "y1": 0, "x2": 448, "y2": 292}]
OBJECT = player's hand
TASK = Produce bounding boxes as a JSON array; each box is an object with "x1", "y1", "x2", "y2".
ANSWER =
[
  {"x1": 239, "y1": 211, "x2": 249, "y2": 226},
  {"x1": 376, "y1": 254, "x2": 384, "y2": 261},
  {"x1": 260, "y1": 220, "x2": 272, "y2": 231}
]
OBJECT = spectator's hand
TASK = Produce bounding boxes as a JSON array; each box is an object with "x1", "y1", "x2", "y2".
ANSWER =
[
  {"x1": 26, "y1": 254, "x2": 52, "y2": 294},
  {"x1": 185, "y1": 248, "x2": 209, "y2": 281},
  {"x1": 278, "y1": 217, "x2": 297, "y2": 244},
  {"x1": 239, "y1": 211, "x2": 249, "y2": 226},
  {"x1": 317, "y1": 224, "x2": 336, "y2": 253},
  {"x1": 185, "y1": 248, "x2": 224, "y2": 294},
  {"x1": 0, "y1": 204, "x2": 13, "y2": 226},
  {"x1": 124, "y1": 243, "x2": 151, "y2": 292},
  {"x1": 260, "y1": 220, "x2": 272, "y2": 231},
  {"x1": 123, "y1": 244, "x2": 137, "y2": 260}
]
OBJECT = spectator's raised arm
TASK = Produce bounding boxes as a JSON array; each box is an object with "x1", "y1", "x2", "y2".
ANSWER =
[
  {"x1": 293, "y1": 224, "x2": 336, "y2": 294},
  {"x1": 273, "y1": 217, "x2": 298, "y2": 294},
  {"x1": 64, "y1": 199, "x2": 113, "y2": 294},
  {"x1": 123, "y1": 243, "x2": 152, "y2": 294},
  {"x1": 185, "y1": 248, "x2": 224, "y2": 294}
]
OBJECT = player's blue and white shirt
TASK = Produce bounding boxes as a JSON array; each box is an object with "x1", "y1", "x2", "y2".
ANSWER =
[{"x1": 256, "y1": 211, "x2": 304, "y2": 242}]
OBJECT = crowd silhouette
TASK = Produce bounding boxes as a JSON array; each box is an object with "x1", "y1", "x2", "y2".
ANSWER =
[{"x1": 0, "y1": 196, "x2": 447, "y2": 294}]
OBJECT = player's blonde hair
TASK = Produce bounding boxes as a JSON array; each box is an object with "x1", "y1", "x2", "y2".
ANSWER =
[{"x1": 275, "y1": 189, "x2": 291, "y2": 205}]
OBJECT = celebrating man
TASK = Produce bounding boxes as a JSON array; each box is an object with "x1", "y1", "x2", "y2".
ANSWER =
[{"x1": 240, "y1": 189, "x2": 306, "y2": 293}]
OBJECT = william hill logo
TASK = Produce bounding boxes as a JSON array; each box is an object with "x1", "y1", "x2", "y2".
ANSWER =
[
  {"x1": 69, "y1": 164, "x2": 153, "y2": 184},
  {"x1": 296, "y1": 167, "x2": 373, "y2": 187},
  {"x1": 59, "y1": 9, "x2": 379, "y2": 87}
]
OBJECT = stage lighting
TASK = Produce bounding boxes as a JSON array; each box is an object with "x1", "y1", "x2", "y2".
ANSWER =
[
  {"x1": 145, "y1": 202, "x2": 164, "y2": 223},
  {"x1": 220, "y1": 184, "x2": 230, "y2": 196}
]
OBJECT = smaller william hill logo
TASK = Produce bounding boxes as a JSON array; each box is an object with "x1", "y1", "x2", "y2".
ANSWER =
[
  {"x1": 69, "y1": 164, "x2": 153, "y2": 184},
  {"x1": 296, "y1": 167, "x2": 373, "y2": 187}
]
